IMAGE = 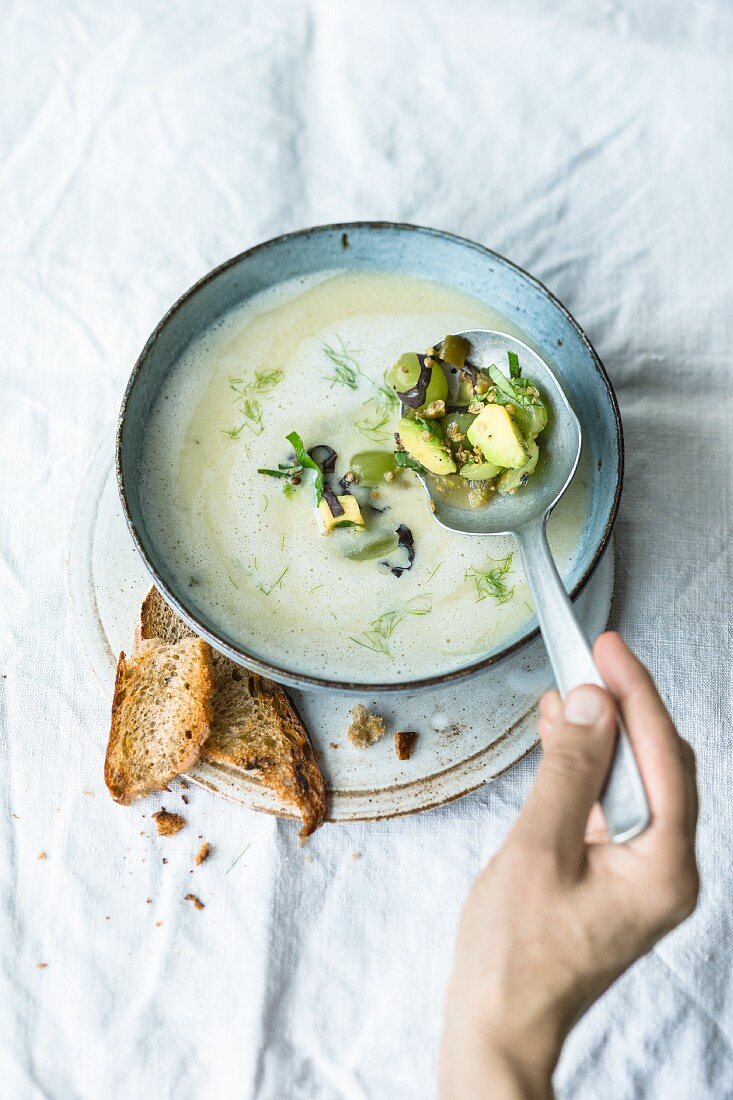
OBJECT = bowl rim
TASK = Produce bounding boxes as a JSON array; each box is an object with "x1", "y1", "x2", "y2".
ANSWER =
[{"x1": 116, "y1": 220, "x2": 623, "y2": 694}]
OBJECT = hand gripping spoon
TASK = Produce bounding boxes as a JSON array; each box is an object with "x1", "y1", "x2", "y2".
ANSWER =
[{"x1": 419, "y1": 331, "x2": 650, "y2": 843}]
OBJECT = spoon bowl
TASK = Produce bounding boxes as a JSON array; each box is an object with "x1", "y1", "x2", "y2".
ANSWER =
[
  {"x1": 414, "y1": 330, "x2": 650, "y2": 844},
  {"x1": 422, "y1": 331, "x2": 582, "y2": 536}
]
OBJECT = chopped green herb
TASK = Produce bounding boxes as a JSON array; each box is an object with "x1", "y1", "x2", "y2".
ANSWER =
[
  {"x1": 376, "y1": 383, "x2": 399, "y2": 410},
  {"x1": 427, "y1": 562, "x2": 443, "y2": 583},
  {"x1": 354, "y1": 409, "x2": 391, "y2": 443},
  {"x1": 286, "y1": 431, "x2": 324, "y2": 503},
  {"x1": 348, "y1": 596, "x2": 433, "y2": 657},
  {"x1": 224, "y1": 369, "x2": 282, "y2": 439},
  {"x1": 257, "y1": 567, "x2": 289, "y2": 596},
  {"x1": 262, "y1": 495, "x2": 270, "y2": 512},
  {"x1": 395, "y1": 451, "x2": 426, "y2": 473},
  {"x1": 280, "y1": 534, "x2": 286, "y2": 550},
  {"x1": 308, "y1": 584, "x2": 324, "y2": 595},
  {"x1": 257, "y1": 463, "x2": 303, "y2": 480},
  {"x1": 507, "y1": 351, "x2": 521, "y2": 379},
  {"x1": 465, "y1": 552, "x2": 514, "y2": 604},
  {"x1": 323, "y1": 335, "x2": 363, "y2": 390},
  {"x1": 228, "y1": 574, "x2": 240, "y2": 589},
  {"x1": 487, "y1": 364, "x2": 536, "y2": 407},
  {"x1": 359, "y1": 380, "x2": 399, "y2": 436},
  {"x1": 224, "y1": 396, "x2": 264, "y2": 438},
  {"x1": 230, "y1": 369, "x2": 284, "y2": 397},
  {"x1": 282, "y1": 482, "x2": 295, "y2": 498}
]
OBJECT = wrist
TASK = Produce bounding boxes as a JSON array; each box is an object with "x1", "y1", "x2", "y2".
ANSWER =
[
  {"x1": 441, "y1": 1007, "x2": 558, "y2": 1099},
  {"x1": 482, "y1": 1038, "x2": 555, "y2": 1100}
]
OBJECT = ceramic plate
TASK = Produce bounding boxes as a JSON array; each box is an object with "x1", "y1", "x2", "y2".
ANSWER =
[{"x1": 66, "y1": 435, "x2": 614, "y2": 822}]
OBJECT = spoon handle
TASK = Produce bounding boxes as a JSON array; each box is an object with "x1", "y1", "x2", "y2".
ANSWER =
[{"x1": 516, "y1": 522, "x2": 650, "y2": 843}]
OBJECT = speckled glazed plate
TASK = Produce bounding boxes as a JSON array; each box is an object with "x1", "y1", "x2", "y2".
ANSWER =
[{"x1": 66, "y1": 437, "x2": 614, "y2": 823}]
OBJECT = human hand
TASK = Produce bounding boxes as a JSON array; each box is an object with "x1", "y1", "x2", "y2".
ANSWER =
[{"x1": 440, "y1": 633, "x2": 699, "y2": 1099}]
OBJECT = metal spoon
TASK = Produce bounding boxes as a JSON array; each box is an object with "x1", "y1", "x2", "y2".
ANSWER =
[{"x1": 420, "y1": 330, "x2": 649, "y2": 843}]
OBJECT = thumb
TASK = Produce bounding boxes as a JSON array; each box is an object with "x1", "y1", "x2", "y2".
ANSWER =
[{"x1": 516, "y1": 685, "x2": 618, "y2": 862}]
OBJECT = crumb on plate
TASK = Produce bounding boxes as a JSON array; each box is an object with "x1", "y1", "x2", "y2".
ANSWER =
[
  {"x1": 347, "y1": 704, "x2": 386, "y2": 748},
  {"x1": 394, "y1": 731, "x2": 418, "y2": 760}
]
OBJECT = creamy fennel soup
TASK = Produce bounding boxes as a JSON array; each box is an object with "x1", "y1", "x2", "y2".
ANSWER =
[{"x1": 140, "y1": 271, "x2": 590, "y2": 683}]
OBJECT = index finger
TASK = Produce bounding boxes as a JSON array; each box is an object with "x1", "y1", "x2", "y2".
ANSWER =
[{"x1": 594, "y1": 633, "x2": 697, "y2": 845}]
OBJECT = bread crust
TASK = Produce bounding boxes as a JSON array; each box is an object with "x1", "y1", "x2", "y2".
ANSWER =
[
  {"x1": 136, "y1": 588, "x2": 327, "y2": 837},
  {"x1": 104, "y1": 638, "x2": 214, "y2": 804}
]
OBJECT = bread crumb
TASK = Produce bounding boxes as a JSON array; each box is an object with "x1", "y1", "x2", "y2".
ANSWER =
[
  {"x1": 162, "y1": 858, "x2": 168, "y2": 864},
  {"x1": 83, "y1": 790, "x2": 94, "y2": 797},
  {"x1": 37, "y1": 851, "x2": 47, "y2": 861},
  {"x1": 180, "y1": 780, "x2": 190, "y2": 790},
  {"x1": 347, "y1": 704, "x2": 386, "y2": 748},
  {"x1": 352, "y1": 852, "x2": 362, "y2": 861},
  {"x1": 152, "y1": 809, "x2": 186, "y2": 836},
  {"x1": 146, "y1": 898, "x2": 152, "y2": 904},
  {"x1": 194, "y1": 842, "x2": 211, "y2": 866},
  {"x1": 155, "y1": 920, "x2": 163, "y2": 927},
  {"x1": 394, "y1": 731, "x2": 418, "y2": 760},
  {"x1": 329, "y1": 742, "x2": 340, "y2": 749},
  {"x1": 181, "y1": 794, "x2": 189, "y2": 805},
  {"x1": 185, "y1": 893, "x2": 205, "y2": 911},
  {"x1": 36, "y1": 963, "x2": 48, "y2": 969}
]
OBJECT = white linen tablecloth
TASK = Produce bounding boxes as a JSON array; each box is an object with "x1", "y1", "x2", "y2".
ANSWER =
[{"x1": 1, "y1": 2, "x2": 731, "y2": 1097}]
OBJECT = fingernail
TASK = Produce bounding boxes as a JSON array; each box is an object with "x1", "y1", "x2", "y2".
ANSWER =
[{"x1": 564, "y1": 686, "x2": 606, "y2": 726}]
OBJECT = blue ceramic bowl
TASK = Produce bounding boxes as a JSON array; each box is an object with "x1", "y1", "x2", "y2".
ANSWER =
[{"x1": 117, "y1": 222, "x2": 622, "y2": 693}]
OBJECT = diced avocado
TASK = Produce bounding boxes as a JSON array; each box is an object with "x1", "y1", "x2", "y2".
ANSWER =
[
  {"x1": 512, "y1": 400, "x2": 548, "y2": 439},
  {"x1": 440, "y1": 334, "x2": 470, "y2": 369},
  {"x1": 497, "y1": 439, "x2": 539, "y2": 494},
  {"x1": 467, "y1": 405, "x2": 529, "y2": 469},
  {"x1": 396, "y1": 417, "x2": 456, "y2": 475},
  {"x1": 386, "y1": 353, "x2": 448, "y2": 409},
  {"x1": 459, "y1": 459, "x2": 503, "y2": 481},
  {"x1": 487, "y1": 365, "x2": 547, "y2": 437},
  {"x1": 317, "y1": 495, "x2": 365, "y2": 535}
]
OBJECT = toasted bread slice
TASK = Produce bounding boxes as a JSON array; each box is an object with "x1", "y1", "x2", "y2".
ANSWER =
[
  {"x1": 105, "y1": 638, "x2": 214, "y2": 804},
  {"x1": 138, "y1": 588, "x2": 327, "y2": 838}
]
